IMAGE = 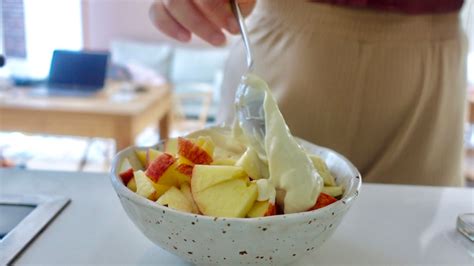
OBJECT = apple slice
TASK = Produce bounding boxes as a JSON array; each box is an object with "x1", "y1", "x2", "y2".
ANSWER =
[
  {"x1": 177, "y1": 155, "x2": 193, "y2": 166},
  {"x1": 164, "y1": 138, "x2": 179, "y2": 155},
  {"x1": 119, "y1": 154, "x2": 145, "y2": 184},
  {"x1": 192, "y1": 177, "x2": 258, "y2": 218},
  {"x1": 146, "y1": 152, "x2": 194, "y2": 187},
  {"x1": 127, "y1": 178, "x2": 137, "y2": 192},
  {"x1": 178, "y1": 137, "x2": 213, "y2": 165},
  {"x1": 150, "y1": 182, "x2": 172, "y2": 198},
  {"x1": 247, "y1": 201, "x2": 276, "y2": 218},
  {"x1": 155, "y1": 162, "x2": 193, "y2": 187},
  {"x1": 135, "y1": 150, "x2": 148, "y2": 168},
  {"x1": 152, "y1": 155, "x2": 194, "y2": 187},
  {"x1": 118, "y1": 158, "x2": 134, "y2": 184},
  {"x1": 119, "y1": 156, "x2": 143, "y2": 184},
  {"x1": 236, "y1": 147, "x2": 268, "y2": 179},
  {"x1": 147, "y1": 148, "x2": 162, "y2": 165},
  {"x1": 133, "y1": 148, "x2": 163, "y2": 169},
  {"x1": 156, "y1": 187, "x2": 193, "y2": 213},
  {"x1": 191, "y1": 165, "x2": 247, "y2": 193},
  {"x1": 172, "y1": 156, "x2": 194, "y2": 184},
  {"x1": 146, "y1": 153, "x2": 176, "y2": 183},
  {"x1": 176, "y1": 164, "x2": 193, "y2": 178},
  {"x1": 119, "y1": 168, "x2": 134, "y2": 184},
  {"x1": 195, "y1": 136, "x2": 215, "y2": 157},
  {"x1": 211, "y1": 158, "x2": 237, "y2": 166},
  {"x1": 322, "y1": 186, "x2": 343, "y2": 198},
  {"x1": 309, "y1": 155, "x2": 336, "y2": 186},
  {"x1": 309, "y1": 193, "x2": 338, "y2": 211},
  {"x1": 134, "y1": 170, "x2": 158, "y2": 200},
  {"x1": 180, "y1": 183, "x2": 199, "y2": 214}
]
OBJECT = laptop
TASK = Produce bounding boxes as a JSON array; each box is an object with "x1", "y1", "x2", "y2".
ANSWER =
[{"x1": 33, "y1": 50, "x2": 109, "y2": 97}]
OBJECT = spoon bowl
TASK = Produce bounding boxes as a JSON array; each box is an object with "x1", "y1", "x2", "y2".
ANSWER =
[{"x1": 234, "y1": 75, "x2": 267, "y2": 158}]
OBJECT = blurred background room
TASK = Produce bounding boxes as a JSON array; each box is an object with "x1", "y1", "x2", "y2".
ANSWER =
[
  {"x1": 0, "y1": 0, "x2": 230, "y2": 172},
  {"x1": 0, "y1": 0, "x2": 473, "y2": 187}
]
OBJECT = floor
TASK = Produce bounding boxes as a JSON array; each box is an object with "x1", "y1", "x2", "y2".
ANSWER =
[{"x1": 1, "y1": 126, "x2": 474, "y2": 187}]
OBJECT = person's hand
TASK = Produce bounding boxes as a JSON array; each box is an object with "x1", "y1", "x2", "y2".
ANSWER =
[{"x1": 150, "y1": 0, "x2": 256, "y2": 46}]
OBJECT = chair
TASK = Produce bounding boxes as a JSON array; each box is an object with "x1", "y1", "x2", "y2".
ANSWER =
[
  {"x1": 171, "y1": 82, "x2": 214, "y2": 134},
  {"x1": 169, "y1": 47, "x2": 229, "y2": 135}
]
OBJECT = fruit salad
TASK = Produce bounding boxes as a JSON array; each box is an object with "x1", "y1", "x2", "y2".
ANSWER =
[
  {"x1": 118, "y1": 74, "x2": 343, "y2": 218},
  {"x1": 118, "y1": 133, "x2": 343, "y2": 218}
]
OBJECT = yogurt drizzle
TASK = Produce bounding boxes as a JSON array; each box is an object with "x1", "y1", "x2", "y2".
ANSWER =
[
  {"x1": 189, "y1": 74, "x2": 323, "y2": 213},
  {"x1": 237, "y1": 74, "x2": 323, "y2": 213}
]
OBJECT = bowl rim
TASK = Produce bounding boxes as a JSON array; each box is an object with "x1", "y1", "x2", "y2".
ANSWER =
[{"x1": 110, "y1": 136, "x2": 361, "y2": 223}]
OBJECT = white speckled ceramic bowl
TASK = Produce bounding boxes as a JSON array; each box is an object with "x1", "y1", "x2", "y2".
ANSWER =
[{"x1": 110, "y1": 128, "x2": 361, "y2": 265}]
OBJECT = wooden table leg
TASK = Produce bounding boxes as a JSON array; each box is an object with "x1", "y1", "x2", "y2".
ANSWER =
[
  {"x1": 159, "y1": 111, "x2": 171, "y2": 140},
  {"x1": 115, "y1": 128, "x2": 134, "y2": 152}
]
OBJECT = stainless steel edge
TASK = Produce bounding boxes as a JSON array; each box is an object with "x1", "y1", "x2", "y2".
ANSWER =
[{"x1": 0, "y1": 194, "x2": 71, "y2": 265}]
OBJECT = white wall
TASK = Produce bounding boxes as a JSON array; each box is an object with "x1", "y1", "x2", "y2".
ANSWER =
[
  {"x1": 462, "y1": 2, "x2": 474, "y2": 84},
  {"x1": 82, "y1": 0, "x2": 209, "y2": 50},
  {"x1": 5, "y1": 0, "x2": 83, "y2": 79},
  {"x1": 0, "y1": 1, "x2": 5, "y2": 79},
  {"x1": 0, "y1": 0, "x2": 3, "y2": 55}
]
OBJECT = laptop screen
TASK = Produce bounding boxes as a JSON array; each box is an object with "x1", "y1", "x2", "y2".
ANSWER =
[{"x1": 48, "y1": 50, "x2": 109, "y2": 89}]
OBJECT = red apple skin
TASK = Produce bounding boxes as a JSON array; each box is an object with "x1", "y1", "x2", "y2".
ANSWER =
[
  {"x1": 145, "y1": 153, "x2": 176, "y2": 182},
  {"x1": 309, "y1": 193, "x2": 338, "y2": 211},
  {"x1": 119, "y1": 168, "x2": 134, "y2": 184},
  {"x1": 176, "y1": 164, "x2": 193, "y2": 177},
  {"x1": 265, "y1": 203, "x2": 277, "y2": 216},
  {"x1": 178, "y1": 137, "x2": 213, "y2": 165}
]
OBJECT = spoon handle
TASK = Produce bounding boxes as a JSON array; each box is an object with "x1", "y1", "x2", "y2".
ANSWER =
[{"x1": 231, "y1": 0, "x2": 254, "y2": 71}]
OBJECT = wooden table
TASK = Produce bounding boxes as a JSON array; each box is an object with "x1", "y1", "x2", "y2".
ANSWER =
[
  {"x1": 0, "y1": 82, "x2": 172, "y2": 151},
  {"x1": 1, "y1": 169, "x2": 472, "y2": 265}
]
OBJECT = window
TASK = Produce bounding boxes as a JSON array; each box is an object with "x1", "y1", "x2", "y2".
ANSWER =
[
  {"x1": 2, "y1": 0, "x2": 27, "y2": 58},
  {"x1": 1, "y1": 0, "x2": 83, "y2": 78}
]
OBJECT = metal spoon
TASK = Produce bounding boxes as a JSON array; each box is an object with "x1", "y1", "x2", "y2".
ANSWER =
[
  {"x1": 230, "y1": 0, "x2": 253, "y2": 71},
  {"x1": 231, "y1": 0, "x2": 267, "y2": 160}
]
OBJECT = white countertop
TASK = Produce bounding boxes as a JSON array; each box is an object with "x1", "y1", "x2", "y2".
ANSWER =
[{"x1": 1, "y1": 169, "x2": 473, "y2": 265}]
